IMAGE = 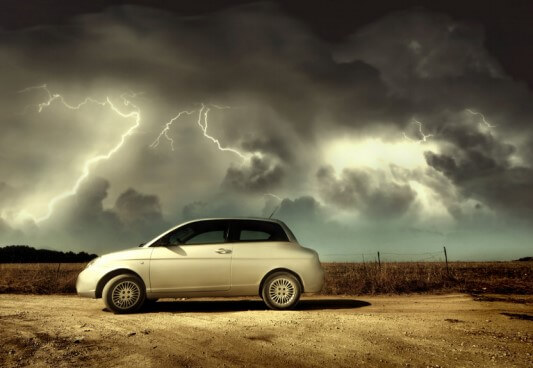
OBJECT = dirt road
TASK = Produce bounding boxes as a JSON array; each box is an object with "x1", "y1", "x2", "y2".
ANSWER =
[{"x1": 0, "y1": 294, "x2": 531, "y2": 367}]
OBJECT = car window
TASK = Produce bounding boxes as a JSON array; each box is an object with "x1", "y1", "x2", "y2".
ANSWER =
[
  {"x1": 240, "y1": 230, "x2": 271, "y2": 241},
  {"x1": 155, "y1": 220, "x2": 228, "y2": 246},
  {"x1": 281, "y1": 223, "x2": 298, "y2": 242},
  {"x1": 167, "y1": 227, "x2": 194, "y2": 245},
  {"x1": 234, "y1": 220, "x2": 289, "y2": 242},
  {"x1": 186, "y1": 230, "x2": 225, "y2": 244}
]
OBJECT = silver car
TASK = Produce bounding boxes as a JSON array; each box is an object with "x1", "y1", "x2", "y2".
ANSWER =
[{"x1": 76, "y1": 218, "x2": 324, "y2": 313}]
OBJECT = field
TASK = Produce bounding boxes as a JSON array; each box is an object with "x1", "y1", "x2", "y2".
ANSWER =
[
  {"x1": 322, "y1": 261, "x2": 533, "y2": 295},
  {"x1": 0, "y1": 263, "x2": 84, "y2": 294},
  {"x1": 0, "y1": 261, "x2": 531, "y2": 295},
  {"x1": 1, "y1": 293, "x2": 532, "y2": 367},
  {"x1": 1, "y1": 262, "x2": 532, "y2": 367}
]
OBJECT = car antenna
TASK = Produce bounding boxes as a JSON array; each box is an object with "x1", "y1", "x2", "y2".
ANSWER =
[{"x1": 268, "y1": 205, "x2": 280, "y2": 219}]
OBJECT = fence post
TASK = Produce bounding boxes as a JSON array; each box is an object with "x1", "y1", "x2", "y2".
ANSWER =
[
  {"x1": 55, "y1": 263, "x2": 62, "y2": 289},
  {"x1": 377, "y1": 251, "x2": 381, "y2": 270},
  {"x1": 443, "y1": 246, "x2": 449, "y2": 275}
]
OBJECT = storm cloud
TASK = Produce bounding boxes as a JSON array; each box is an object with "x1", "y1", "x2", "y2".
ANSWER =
[
  {"x1": 317, "y1": 166, "x2": 416, "y2": 219},
  {"x1": 223, "y1": 156, "x2": 285, "y2": 193},
  {"x1": 0, "y1": 4, "x2": 532, "y2": 259}
]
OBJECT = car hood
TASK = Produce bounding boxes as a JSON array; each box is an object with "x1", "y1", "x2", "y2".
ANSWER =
[{"x1": 99, "y1": 247, "x2": 153, "y2": 262}]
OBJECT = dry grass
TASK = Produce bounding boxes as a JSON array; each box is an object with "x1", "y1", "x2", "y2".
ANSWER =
[
  {"x1": 322, "y1": 261, "x2": 533, "y2": 295},
  {"x1": 0, "y1": 263, "x2": 85, "y2": 294},
  {"x1": 0, "y1": 261, "x2": 531, "y2": 295}
]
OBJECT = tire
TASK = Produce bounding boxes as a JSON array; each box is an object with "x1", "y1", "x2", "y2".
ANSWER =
[
  {"x1": 261, "y1": 271, "x2": 301, "y2": 310},
  {"x1": 103, "y1": 274, "x2": 146, "y2": 314}
]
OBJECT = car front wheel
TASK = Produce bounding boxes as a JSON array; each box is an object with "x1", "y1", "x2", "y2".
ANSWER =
[
  {"x1": 103, "y1": 274, "x2": 146, "y2": 314},
  {"x1": 261, "y1": 272, "x2": 301, "y2": 310}
]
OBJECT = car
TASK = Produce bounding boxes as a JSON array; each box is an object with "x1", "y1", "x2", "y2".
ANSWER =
[{"x1": 76, "y1": 217, "x2": 324, "y2": 313}]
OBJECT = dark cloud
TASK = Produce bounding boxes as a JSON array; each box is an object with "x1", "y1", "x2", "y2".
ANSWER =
[
  {"x1": 317, "y1": 165, "x2": 416, "y2": 219},
  {"x1": 417, "y1": 113, "x2": 533, "y2": 217},
  {"x1": 274, "y1": 196, "x2": 326, "y2": 243},
  {"x1": 277, "y1": 196, "x2": 322, "y2": 221},
  {"x1": 240, "y1": 134, "x2": 292, "y2": 161},
  {"x1": 335, "y1": 10, "x2": 502, "y2": 88},
  {"x1": 26, "y1": 177, "x2": 169, "y2": 251},
  {"x1": 0, "y1": 5, "x2": 532, "y2": 258},
  {"x1": 333, "y1": 8, "x2": 533, "y2": 223},
  {"x1": 425, "y1": 149, "x2": 533, "y2": 217},
  {"x1": 222, "y1": 155, "x2": 284, "y2": 193},
  {"x1": 389, "y1": 164, "x2": 465, "y2": 219},
  {"x1": 424, "y1": 152, "x2": 460, "y2": 180},
  {"x1": 64, "y1": 177, "x2": 120, "y2": 228},
  {"x1": 114, "y1": 187, "x2": 167, "y2": 233},
  {"x1": 336, "y1": 9, "x2": 533, "y2": 144},
  {"x1": 182, "y1": 201, "x2": 208, "y2": 220}
]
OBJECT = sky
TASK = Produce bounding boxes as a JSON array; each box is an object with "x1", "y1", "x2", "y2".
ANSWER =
[{"x1": 1, "y1": 1, "x2": 532, "y2": 261}]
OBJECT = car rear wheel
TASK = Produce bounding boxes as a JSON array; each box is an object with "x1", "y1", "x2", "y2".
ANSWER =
[
  {"x1": 261, "y1": 272, "x2": 301, "y2": 310},
  {"x1": 103, "y1": 274, "x2": 145, "y2": 314}
]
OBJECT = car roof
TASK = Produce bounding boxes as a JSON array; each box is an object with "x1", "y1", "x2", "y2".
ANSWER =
[{"x1": 184, "y1": 217, "x2": 286, "y2": 224}]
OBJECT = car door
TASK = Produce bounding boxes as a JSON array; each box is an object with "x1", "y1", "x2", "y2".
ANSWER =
[
  {"x1": 149, "y1": 219, "x2": 232, "y2": 292},
  {"x1": 229, "y1": 220, "x2": 291, "y2": 290}
]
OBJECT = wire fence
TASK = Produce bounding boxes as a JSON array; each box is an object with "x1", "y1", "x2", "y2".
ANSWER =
[{"x1": 320, "y1": 248, "x2": 449, "y2": 264}]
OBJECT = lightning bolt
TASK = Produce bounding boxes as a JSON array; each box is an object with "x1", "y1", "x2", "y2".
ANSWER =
[
  {"x1": 151, "y1": 103, "x2": 251, "y2": 160},
  {"x1": 466, "y1": 109, "x2": 496, "y2": 129},
  {"x1": 403, "y1": 119, "x2": 433, "y2": 143},
  {"x1": 198, "y1": 104, "x2": 249, "y2": 160},
  {"x1": 19, "y1": 85, "x2": 142, "y2": 223},
  {"x1": 149, "y1": 109, "x2": 196, "y2": 151},
  {"x1": 264, "y1": 193, "x2": 282, "y2": 201},
  {"x1": 19, "y1": 84, "x2": 107, "y2": 111}
]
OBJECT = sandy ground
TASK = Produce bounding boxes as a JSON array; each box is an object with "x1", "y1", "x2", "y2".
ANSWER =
[{"x1": 0, "y1": 294, "x2": 531, "y2": 368}]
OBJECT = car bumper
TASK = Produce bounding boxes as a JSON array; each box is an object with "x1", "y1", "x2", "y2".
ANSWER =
[
  {"x1": 76, "y1": 268, "x2": 98, "y2": 298},
  {"x1": 303, "y1": 265, "x2": 325, "y2": 293}
]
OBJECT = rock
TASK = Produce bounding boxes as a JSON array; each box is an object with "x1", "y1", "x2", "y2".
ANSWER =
[
  {"x1": 444, "y1": 319, "x2": 462, "y2": 323},
  {"x1": 127, "y1": 332, "x2": 136, "y2": 337}
]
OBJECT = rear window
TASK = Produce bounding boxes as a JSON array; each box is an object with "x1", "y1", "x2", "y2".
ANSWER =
[{"x1": 233, "y1": 220, "x2": 289, "y2": 242}]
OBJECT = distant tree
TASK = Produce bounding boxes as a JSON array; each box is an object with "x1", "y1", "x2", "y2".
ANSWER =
[
  {"x1": 516, "y1": 256, "x2": 533, "y2": 262},
  {"x1": 0, "y1": 245, "x2": 98, "y2": 263}
]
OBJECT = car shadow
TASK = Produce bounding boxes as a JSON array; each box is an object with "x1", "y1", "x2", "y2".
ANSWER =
[{"x1": 138, "y1": 298, "x2": 371, "y2": 313}]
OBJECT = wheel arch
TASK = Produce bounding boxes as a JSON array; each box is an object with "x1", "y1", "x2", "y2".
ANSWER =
[
  {"x1": 95, "y1": 268, "x2": 145, "y2": 298},
  {"x1": 258, "y1": 267, "x2": 304, "y2": 296}
]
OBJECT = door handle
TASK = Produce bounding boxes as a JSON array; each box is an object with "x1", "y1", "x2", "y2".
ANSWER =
[{"x1": 215, "y1": 248, "x2": 232, "y2": 254}]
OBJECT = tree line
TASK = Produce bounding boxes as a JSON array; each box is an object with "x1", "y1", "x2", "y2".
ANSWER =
[{"x1": 0, "y1": 245, "x2": 98, "y2": 263}]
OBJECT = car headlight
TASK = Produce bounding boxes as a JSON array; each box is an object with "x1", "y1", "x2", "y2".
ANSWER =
[{"x1": 85, "y1": 257, "x2": 100, "y2": 269}]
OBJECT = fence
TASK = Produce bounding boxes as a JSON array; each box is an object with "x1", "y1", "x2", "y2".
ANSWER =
[{"x1": 320, "y1": 246, "x2": 450, "y2": 266}]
